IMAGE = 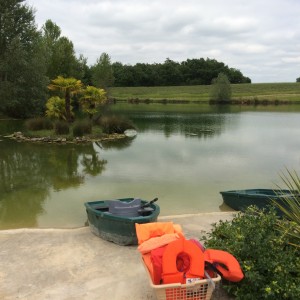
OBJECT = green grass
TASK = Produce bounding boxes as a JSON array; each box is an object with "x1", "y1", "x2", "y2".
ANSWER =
[
  {"x1": 109, "y1": 85, "x2": 210, "y2": 101},
  {"x1": 108, "y1": 82, "x2": 300, "y2": 103}
]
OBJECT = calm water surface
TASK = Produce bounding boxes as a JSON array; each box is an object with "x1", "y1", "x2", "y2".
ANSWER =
[{"x1": 1, "y1": 104, "x2": 300, "y2": 229}]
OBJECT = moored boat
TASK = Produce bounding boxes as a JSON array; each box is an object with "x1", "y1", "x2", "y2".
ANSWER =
[
  {"x1": 220, "y1": 189, "x2": 295, "y2": 213},
  {"x1": 84, "y1": 197, "x2": 160, "y2": 245}
]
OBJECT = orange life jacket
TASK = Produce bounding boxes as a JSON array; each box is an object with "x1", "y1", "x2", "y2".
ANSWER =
[
  {"x1": 204, "y1": 249, "x2": 244, "y2": 282},
  {"x1": 135, "y1": 222, "x2": 183, "y2": 245},
  {"x1": 162, "y1": 238, "x2": 205, "y2": 284}
]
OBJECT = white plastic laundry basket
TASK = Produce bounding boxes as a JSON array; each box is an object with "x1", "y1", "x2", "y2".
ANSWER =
[{"x1": 141, "y1": 258, "x2": 221, "y2": 300}]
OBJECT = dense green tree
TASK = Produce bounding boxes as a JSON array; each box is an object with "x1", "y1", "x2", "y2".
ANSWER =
[
  {"x1": 41, "y1": 19, "x2": 61, "y2": 79},
  {"x1": 227, "y1": 68, "x2": 251, "y2": 83},
  {"x1": 74, "y1": 54, "x2": 92, "y2": 86},
  {"x1": 53, "y1": 37, "x2": 78, "y2": 77},
  {"x1": 158, "y1": 58, "x2": 183, "y2": 86},
  {"x1": 129, "y1": 63, "x2": 151, "y2": 86},
  {"x1": 112, "y1": 62, "x2": 135, "y2": 86},
  {"x1": 0, "y1": 0, "x2": 48, "y2": 118},
  {"x1": 296, "y1": 77, "x2": 300, "y2": 83},
  {"x1": 41, "y1": 19, "x2": 89, "y2": 81},
  {"x1": 210, "y1": 72, "x2": 232, "y2": 101},
  {"x1": 42, "y1": 19, "x2": 61, "y2": 47},
  {"x1": 91, "y1": 53, "x2": 114, "y2": 89}
]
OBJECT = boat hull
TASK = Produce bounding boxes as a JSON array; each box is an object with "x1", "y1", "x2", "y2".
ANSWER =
[
  {"x1": 220, "y1": 189, "x2": 293, "y2": 214},
  {"x1": 84, "y1": 198, "x2": 160, "y2": 245}
]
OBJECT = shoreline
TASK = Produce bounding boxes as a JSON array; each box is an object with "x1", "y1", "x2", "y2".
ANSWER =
[
  {"x1": 111, "y1": 97, "x2": 299, "y2": 105},
  {"x1": 0, "y1": 211, "x2": 235, "y2": 233}
]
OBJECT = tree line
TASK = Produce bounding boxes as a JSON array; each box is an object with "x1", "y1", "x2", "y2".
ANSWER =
[
  {"x1": 0, "y1": 0, "x2": 250, "y2": 119},
  {"x1": 112, "y1": 58, "x2": 251, "y2": 87}
]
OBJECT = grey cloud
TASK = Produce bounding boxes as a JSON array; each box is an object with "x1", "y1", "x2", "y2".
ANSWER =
[{"x1": 27, "y1": 0, "x2": 300, "y2": 82}]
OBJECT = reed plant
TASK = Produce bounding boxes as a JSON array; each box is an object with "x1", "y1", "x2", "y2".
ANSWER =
[
  {"x1": 54, "y1": 120, "x2": 70, "y2": 135},
  {"x1": 25, "y1": 117, "x2": 53, "y2": 131},
  {"x1": 99, "y1": 115, "x2": 136, "y2": 134},
  {"x1": 274, "y1": 169, "x2": 300, "y2": 248},
  {"x1": 72, "y1": 119, "x2": 92, "y2": 137}
]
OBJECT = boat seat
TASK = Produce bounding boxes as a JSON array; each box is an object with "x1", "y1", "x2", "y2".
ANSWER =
[{"x1": 108, "y1": 198, "x2": 141, "y2": 217}]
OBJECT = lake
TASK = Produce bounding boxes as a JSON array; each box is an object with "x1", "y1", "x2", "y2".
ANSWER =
[{"x1": 1, "y1": 103, "x2": 300, "y2": 229}]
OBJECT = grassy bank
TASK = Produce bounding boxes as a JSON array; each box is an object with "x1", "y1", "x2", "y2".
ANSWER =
[{"x1": 109, "y1": 82, "x2": 300, "y2": 103}]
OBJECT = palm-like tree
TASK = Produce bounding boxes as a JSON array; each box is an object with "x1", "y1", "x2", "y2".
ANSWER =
[
  {"x1": 48, "y1": 76, "x2": 83, "y2": 122},
  {"x1": 45, "y1": 96, "x2": 67, "y2": 120},
  {"x1": 80, "y1": 86, "x2": 107, "y2": 119}
]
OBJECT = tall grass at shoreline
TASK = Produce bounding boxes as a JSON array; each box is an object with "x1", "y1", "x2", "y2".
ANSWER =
[{"x1": 109, "y1": 82, "x2": 300, "y2": 103}]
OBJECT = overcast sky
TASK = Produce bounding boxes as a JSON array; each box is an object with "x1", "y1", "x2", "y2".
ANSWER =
[{"x1": 26, "y1": 0, "x2": 300, "y2": 83}]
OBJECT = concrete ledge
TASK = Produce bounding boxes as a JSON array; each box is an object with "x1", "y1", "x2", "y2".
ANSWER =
[{"x1": 0, "y1": 212, "x2": 235, "y2": 300}]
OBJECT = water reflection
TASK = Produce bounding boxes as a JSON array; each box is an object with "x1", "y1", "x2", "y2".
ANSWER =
[
  {"x1": 0, "y1": 140, "x2": 107, "y2": 229},
  {"x1": 95, "y1": 136, "x2": 136, "y2": 150},
  {"x1": 112, "y1": 110, "x2": 233, "y2": 140},
  {"x1": 109, "y1": 103, "x2": 252, "y2": 142},
  {"x1": 82, "y1": 153, "x2": 107, "y2": 177}
]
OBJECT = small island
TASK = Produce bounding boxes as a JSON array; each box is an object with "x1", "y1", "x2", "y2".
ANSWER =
[{"x1": 5, "y1": 131, "x2": 128, "y2": 144}]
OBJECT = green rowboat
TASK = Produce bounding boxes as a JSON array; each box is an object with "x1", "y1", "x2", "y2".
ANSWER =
[
  {"x1": 85, "y1": 198, "x2": 160, "y2": 245},
  {"x1": 220, "y1": 189, "x2": 295, "y2": 214}
]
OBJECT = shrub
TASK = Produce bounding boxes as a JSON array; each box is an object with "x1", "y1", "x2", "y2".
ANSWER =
[
  {"x1": 210, "y1": 72, "x2": 232, "y2": 101},
  {"x1": 72, "y1": 120, "x2": 92, "y2": 137},
  {"x1": 100, "y1": 115, "x2": 136, "y2": 134},
  {"x1": 25, "y1": 117, "x2": 53, "y2": 131},
  {"x1": 202, "y1": 206, "x2": 300, "y2": 300},
  {"x1": 54, "y1": 120, "x2": 69, "y2": 135}
]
